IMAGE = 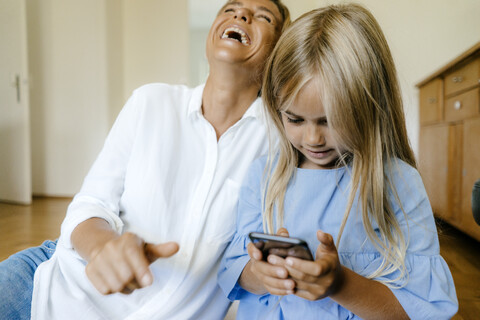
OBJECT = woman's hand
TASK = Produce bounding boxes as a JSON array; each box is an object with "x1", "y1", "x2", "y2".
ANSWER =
[
  {"x1": 284, "y1": 230, "x2": 344, "y2": 300},
  {"x1": 84, "y1": 232, "x2": 179, "y2": 295}
]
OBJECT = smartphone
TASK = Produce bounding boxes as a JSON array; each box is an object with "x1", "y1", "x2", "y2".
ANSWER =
[{"x1": 249, "y1": 232, "x2": 313, "y2": 261}]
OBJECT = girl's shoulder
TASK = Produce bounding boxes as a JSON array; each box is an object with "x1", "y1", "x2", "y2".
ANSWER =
[
  {"x1": 386, "y1": 158, "x2": 431, "y2": 217},
  {"x1": 241, "y1": 155, "x2": 269, "y2": 188},
  {"x1": 386, "y1": 159, "x2": 423, "y2": 191}
]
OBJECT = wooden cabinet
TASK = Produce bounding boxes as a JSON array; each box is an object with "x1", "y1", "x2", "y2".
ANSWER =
[{"x1": 417, "y1": 42, "x2": 480, "y2": 241}]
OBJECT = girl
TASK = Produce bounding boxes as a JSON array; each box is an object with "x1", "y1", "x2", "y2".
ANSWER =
[{"x1": 218, "y1": 4, "x2": 458, "y2": 319}]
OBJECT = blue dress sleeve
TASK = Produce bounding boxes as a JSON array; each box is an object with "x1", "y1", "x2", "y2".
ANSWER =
[
  {"x1": 379, "y1": 161, "x2": 458, "y2": 318},
  {"x1": 218, "y1": 158, "x2": 266, "y2": 301}
]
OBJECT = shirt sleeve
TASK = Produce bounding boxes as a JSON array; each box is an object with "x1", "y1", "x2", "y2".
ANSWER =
[
  {"x1": 218, "y1": 158, "x2": 266, "y2": 301},
  {"x1": 378, "y1": 161, "x2": 458, "y2": 319},
  {"x1": 59, "y1": 89, "x2": 143, "y2": 249}
]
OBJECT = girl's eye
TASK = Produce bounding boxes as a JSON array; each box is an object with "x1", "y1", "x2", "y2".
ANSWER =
[
  {"x1": 287, "y1": 117, "x2": 303, "y2": 124},
  {"x1": 224, "y1": 8, "x2": 234, "y2": 13},
  {"x1": 257, "y1": 14, "x2": 272, "y2": 23}
]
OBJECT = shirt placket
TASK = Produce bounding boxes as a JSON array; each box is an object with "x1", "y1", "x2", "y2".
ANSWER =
[{"x1": 130, "y1": 116, "x2": 220, "y2": 319}]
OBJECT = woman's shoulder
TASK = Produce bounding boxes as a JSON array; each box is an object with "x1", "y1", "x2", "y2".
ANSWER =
[{"x1": 125, "y1": 83, "x2": 203, "y2": 117}]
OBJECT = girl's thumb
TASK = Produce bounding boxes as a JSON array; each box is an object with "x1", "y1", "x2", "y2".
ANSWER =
[{"x1": 316, "y1": 230, "x2": 334, "y2": 251}]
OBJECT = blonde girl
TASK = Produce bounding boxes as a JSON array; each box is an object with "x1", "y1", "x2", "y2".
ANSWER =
[{"x1": 219, "y1": 4, "x2": 458, "y2": 319}]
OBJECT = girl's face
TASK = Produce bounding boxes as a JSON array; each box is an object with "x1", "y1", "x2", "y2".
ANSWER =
[{"x1": 281, "y1": 80, "x2": 344, "y2": 169}]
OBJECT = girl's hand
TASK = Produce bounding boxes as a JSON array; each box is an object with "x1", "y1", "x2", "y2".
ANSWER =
[
  {"x1": 284, "y1": 230, "x2": 344, "y2": 301},
  {"x1": 85, "y1": 232, "x2": 179, "y2": 295},
  {"x1": 244, "y1": 228, "x2": 295, "y2": 295}
]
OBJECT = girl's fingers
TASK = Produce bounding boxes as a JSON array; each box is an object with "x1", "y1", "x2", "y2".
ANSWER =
[
  {"x1": 285, "y1": 256, "x2": 329, "y2": 278},
  {"x1": 259, "y1": 273, "x2": 296, "y2": 294},
  {"x1": 254, "y1": 267, "x2": 295, "y2": 294},
  {"x1": 316, "y1": 230, "x2": 335, "y2": 253},
  {"x1": 247, "y1": 242, "x2": 263, "y2": 261},
  {"x1": 276, "y1": 228, "x2": 289, "y2": 237},
  {"x1": 293, "y1": 288, "x2": 318, "y2": 301},
  {"x1": 264, "y1": 282, "x2": 295, "y2": 296},
  {"x1": 251, "y1": 258, "x2": 288, "y2": 279},
  {"x1": 250, "y1": 256, "x2": 295, "y2": 294}
]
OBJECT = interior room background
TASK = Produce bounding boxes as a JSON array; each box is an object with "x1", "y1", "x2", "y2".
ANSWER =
[{"x1": 1, "y1": 0, "x2": 479, "y2": 203}]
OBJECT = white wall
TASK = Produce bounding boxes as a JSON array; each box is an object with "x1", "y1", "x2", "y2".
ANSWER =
[
  {"x1": 26, "y1": 0, "x2": 189, "y2": 196},
  {"x1": 27, "y1": 0, "x2": 111, "y2": 196},
  {"x1": 23, "y1": 0, "x2": 480, "y2": 196},
  {"x1": 123, "y1": 0, "x2": 189, "y2": 97}
]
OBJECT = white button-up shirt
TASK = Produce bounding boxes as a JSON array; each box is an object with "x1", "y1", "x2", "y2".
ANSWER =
[{"x1": 32, "y1": 83, "x2": 270, "y2": 319}]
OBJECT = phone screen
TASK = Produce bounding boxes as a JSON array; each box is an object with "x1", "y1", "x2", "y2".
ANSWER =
[{"x1": 249, "y1": 232, "x2": 313, "y2": 261}]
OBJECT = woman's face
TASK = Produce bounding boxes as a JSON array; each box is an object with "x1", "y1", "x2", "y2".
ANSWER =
[
  {"x1": 281, "y1": 80, "x2": 345, "y2": 169},
  {"x1": 206, "y1": 0, "x2": 283, "y2": 73}
]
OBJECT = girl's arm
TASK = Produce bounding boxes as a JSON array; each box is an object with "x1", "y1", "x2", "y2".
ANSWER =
[
  {"x1": 329, "y1": 268, "x2": 409, "y2": 320},
  {"x1": 282, "y1": 230, "x2": 409, "y2": 320},
  {"x1": 71, "y1": 217, "x2": 179, "y2": 295}
]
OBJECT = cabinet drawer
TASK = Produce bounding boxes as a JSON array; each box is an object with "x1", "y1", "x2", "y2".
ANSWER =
[
  {"x1": 444, "y1": 58, "x2": 480, "y2": 96},
  {"x1": 419, "y1": 78, "x2": 443, "y2": 124},
  {"x1": 445, "y1": 88, "x2": 479, "y2": 122}
]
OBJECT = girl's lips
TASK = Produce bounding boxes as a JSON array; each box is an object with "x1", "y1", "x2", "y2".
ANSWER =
[{"x1": 305, "y1": 148, "x2": 333, "y2": 159}]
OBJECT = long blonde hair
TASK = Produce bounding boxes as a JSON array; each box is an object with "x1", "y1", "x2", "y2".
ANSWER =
[{"x1": 262, "y1": 4, "x2": 416, "y2": 286}]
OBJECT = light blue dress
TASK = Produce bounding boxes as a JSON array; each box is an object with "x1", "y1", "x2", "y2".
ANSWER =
[{"x1": 218, "y1": 156, "x2": 458, "y2": 319}]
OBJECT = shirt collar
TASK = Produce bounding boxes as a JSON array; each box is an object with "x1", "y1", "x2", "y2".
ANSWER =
[
  {"x1": 187, "y1": 83, "x2": 205, "y2": 117},
  {"x1": 187, "y1": 84, "x2": 263, "y2": 121}
]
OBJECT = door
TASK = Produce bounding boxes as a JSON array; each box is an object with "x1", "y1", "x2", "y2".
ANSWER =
[{"x1": 0, "y1": 0, "x2": 32, "y2": 204}]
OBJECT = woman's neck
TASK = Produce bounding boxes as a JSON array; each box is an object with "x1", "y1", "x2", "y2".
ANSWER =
[{"x1": 202, "y1": 68, "x2": 261, "y2": 139}]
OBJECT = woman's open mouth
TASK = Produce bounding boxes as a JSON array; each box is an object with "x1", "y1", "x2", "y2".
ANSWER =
[{"x1": 221, "y1": 27, "x2": 250, "y2": 45}]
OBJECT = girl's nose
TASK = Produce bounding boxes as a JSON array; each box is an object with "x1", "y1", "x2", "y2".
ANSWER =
[
  {"x1": 234, "y1": 8, "x2": 252, "y2": 23},
  {"x1": 305, "y1": 125, "x2": 326, "y2": 146}
]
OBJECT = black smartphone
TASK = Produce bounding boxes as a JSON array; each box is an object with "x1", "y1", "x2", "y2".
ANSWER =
[{"x1": 249, "y1": 232, "x2": 313, "y2": 261}]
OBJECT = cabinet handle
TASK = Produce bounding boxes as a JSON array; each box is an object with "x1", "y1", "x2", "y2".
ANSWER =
[
  {"x1": 452, "y1": 76, "x2": 463, "y2": 83},
  {"x1": 454, "y1": 101, "x2": 462, "y2": 110},
  {"x1": 428, "y1": 97, "x2": 436, "y2": 104}
]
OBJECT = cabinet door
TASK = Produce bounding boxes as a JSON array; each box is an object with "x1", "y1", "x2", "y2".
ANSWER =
[
  {"x1": 419, "y1": 78, "x2": 443, "y2": 125},
  {"x1": 461, "y1": 117, "x2": 480, "y2": 241},
  {"x1": 418, "y1": 124, "x2": 451, "y2": 219}
]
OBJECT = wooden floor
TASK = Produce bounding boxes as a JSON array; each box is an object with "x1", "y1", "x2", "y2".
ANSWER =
[{"x1": 1, "y1": 197, "x2": 479, "y2": 319}]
